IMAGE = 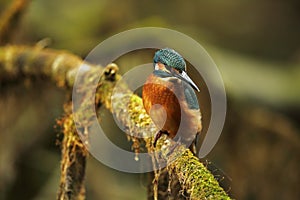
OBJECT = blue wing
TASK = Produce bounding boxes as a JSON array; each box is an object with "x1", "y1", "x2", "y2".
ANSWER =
[{"x1": 182, "y1": 81, "x2": 199, "y2": 110}]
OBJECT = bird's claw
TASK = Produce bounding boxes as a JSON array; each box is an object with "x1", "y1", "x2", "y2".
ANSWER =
[{"x1": 153, "y1": 130, "x2": 169, "y2": 147}]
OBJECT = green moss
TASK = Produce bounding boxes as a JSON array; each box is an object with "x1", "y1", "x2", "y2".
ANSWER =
[{"x1": 170, "y1": 150, "x2": 230, "y2": 200}]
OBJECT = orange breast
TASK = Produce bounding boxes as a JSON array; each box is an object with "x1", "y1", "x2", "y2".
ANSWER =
[
  {"x1": 142, "y1": 74, "x2": 181, "y2": 137},
  {"x1": 142, "y1": 74, "x2": 202, "y2": 144}
]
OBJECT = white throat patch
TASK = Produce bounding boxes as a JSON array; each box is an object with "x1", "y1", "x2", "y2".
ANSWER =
[{"x1": 154, "y1": 63, "x2": 160, "y2": 71}]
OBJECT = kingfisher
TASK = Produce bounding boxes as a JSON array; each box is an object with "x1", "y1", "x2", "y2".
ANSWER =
[{"x1": 142, "y1": 48, "x2": 202, "y2": 151}]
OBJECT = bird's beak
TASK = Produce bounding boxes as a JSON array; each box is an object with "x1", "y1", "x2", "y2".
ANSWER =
[{"x1": 176, "y1": 71, "x2": 200, "y2": 92}]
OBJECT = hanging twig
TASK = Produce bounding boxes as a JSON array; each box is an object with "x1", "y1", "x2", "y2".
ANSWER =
[{"x1": 57, "y1": 102, "x2": 87, "y2": 200}]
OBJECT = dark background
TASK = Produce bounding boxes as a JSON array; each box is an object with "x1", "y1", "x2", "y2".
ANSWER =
[{"x1": 0, "y1": 0, "x2": 299, "y2": 199}]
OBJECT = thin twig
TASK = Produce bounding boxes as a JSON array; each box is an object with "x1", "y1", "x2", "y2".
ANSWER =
[{"x1": 0, "y1": 0, "x2": 31, "y2": 44}]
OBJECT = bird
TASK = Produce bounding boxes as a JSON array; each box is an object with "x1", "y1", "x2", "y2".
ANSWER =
[{"x1": 142, "y1": 48, "x2": 202, "y2": 152}]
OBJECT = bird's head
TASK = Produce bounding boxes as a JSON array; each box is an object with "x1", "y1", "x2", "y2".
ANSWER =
[{"x1": 153, "y1": 48, "x2": 200, "y2": 92}]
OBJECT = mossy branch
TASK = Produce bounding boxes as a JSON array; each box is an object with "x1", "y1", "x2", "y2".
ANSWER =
[
  {"x1": 0, "y1": 45, "x2": 100, "y2": 200},
  {"x1": 0, "y1": 45, "x2": 91, "y2": 87},
  {"x1": 99, "y1": 80, "x2": 231, "y2": 199},
  {"x1": 57, "y1": 102, "x2": 87, "y2": 200},
  {"x1": 0, "y1": 45, "x2": 230, "y2": 199}
]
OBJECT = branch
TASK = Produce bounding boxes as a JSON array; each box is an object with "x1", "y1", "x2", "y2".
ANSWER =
[
  {"x1": 0, "y1": 45, "x2": 91, "y2": 87},
  {"x1": 96, "y1": 69, "x2": 231, "y2": 199},
  {"x1": 0, "y1": 45, "x2": 103, "y2": 200},
  {"x1": 111, "y1": 94, "x2": 230, "y2": 199},
  {"x1": 57, "y1": 102, "x2": 87, "y2": 200},
  {"x1": 0, "y1": 45, "x2": 231, "y2": 199}
]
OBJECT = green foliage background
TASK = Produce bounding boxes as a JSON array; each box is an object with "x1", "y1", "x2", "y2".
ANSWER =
[{"x1": 0, "y1": 0, "x2": 299, "y2": 199}]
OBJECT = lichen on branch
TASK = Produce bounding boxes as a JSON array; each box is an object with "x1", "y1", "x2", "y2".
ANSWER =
[{"x1": 57, "y1": 102, "x2": 87, "y2": 200}]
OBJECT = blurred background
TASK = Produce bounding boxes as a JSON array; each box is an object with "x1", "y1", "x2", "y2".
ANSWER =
[{"x1": 0, "y1": 0, "x2": 299, "y2": 199}]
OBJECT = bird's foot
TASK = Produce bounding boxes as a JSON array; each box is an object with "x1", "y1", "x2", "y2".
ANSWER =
[{"x1": 153, "y1": 130, "x2": 169, "y2": 147}]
